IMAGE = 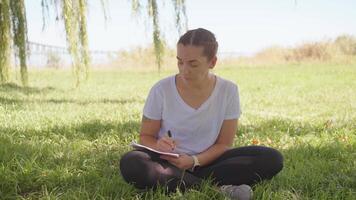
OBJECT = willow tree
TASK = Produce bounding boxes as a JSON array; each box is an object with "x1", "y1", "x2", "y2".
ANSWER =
[
  {"x1": 10, "y1": 0, "x2": 28, "y2": 86},
  {"x1": 40, "y1": 0, "x2": 90, "y2": 87},
  {"x1": 61, "y1": 0, "x2": 90, "y2": 86},
  {"x1": 0, "y1": 0, "x2": 187, "y2": 86},
  {"x1": 0, "y1": 0, "x2": 28, "y2": 85},
  {"x1": 0, "y1": 0, "x2": 11, "y2": 83},
  {"x1": 132, "y1": 0, "x2": 187, "y2": 72}
]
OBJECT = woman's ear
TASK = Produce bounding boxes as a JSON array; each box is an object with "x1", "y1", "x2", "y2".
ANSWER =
[{"x1": 209, "y1": 56, "x2": 217, "y2": 69}]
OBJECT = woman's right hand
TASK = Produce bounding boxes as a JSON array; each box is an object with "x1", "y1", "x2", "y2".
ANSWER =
[{"x1": 156, "y1": 136, "x2": 176, "y2": 152}]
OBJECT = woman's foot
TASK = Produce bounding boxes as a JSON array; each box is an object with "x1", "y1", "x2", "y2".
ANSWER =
[{"x1": 219, "y1": 184, "x2": 253, "y2": 200}]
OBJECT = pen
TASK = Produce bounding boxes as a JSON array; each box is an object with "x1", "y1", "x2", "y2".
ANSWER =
[{"x1": 167, "y1": 130, "x2": 175, "y2": 150}]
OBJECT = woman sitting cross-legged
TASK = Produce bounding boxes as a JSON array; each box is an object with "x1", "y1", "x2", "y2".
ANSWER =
[{"x1": 120, "y1": 28, "x2": 283, "y2": 200}]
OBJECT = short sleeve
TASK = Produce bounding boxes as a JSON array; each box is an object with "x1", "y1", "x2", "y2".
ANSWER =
[
  {"x1": 224, "y1": 84, "x2": 241, "y2": 120},
  {"x1": 143, "y1": 84, "x2": 163, "y2": 120}
]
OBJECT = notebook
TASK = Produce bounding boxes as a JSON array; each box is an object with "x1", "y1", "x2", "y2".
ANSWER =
[{"x1": 130, "y1": 141, "x2": 180, "y2": 158}]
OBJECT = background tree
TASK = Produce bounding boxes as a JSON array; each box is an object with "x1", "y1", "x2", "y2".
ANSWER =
[
  {"x1": 0, "y1": 0, "x2": 187, "y2": 86},
  {"x1": 132, "y1": 0, "x2": 187, "y2": 72},
  {"x1": 10, "y1": 0, "x2": 28, "y2": 86},
  {"x1": 0, "y1": 0, "x2": 11, "y2": 83},
  {"x1": 0, "y1": 0, "x2": 28, "y2": 85}
]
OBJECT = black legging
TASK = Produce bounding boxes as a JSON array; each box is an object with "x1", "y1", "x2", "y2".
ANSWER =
[{"x1": 120, "y1": 146, "x2": 283, "y2": 193}]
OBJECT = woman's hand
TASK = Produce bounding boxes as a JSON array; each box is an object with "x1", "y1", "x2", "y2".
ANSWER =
[
  {"x1": 156, "y1": 136, "x2": 176, "y2": 152},
  {"x1": 160, "y1": 154, "x2": 194, "y2": 170}
]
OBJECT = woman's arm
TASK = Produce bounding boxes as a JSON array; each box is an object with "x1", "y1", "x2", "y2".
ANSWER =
[
  {"x1": 139, "y1": 115, "x2": 161, "y2": 149},
  {"x1": 195, "y1": 119, "x2": 238, "y2": 166},
  {"x1": 139, "y1": 115, "x2": 176, "y2": 152}
]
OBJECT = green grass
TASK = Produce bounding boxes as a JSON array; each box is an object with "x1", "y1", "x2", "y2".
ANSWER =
[{"x1": 0, "y1": 63, "x2": 355, "y2": 199}]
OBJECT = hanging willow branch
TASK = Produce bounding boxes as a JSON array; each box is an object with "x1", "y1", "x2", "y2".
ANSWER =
[
  {"x1": 10, "y1": 0, "x2": 28, "y2": 86},
  {"x1": 0, "y1": 0, "x2": 11, "y2": 83},
  {"x1": 0, "y1": 0, "x2": 29, "y2": 86},
  {"x1": 40, "y1": 0, "x2": 91, "y2": 86},
  {"x1": 78, "y1": 0, "x2": 90, "y2": 81},
  {"x1": 61, "y1": 0, "x2": 90, "y2": 86},
  {"x1": 62, "y1": 0, "x2": 80, "y2": 86},
  {"x1": 148, "y1": 0, "x2": 164, "y2": 72},
  {"x1": 131, "y1": 0, "x2": 141, "y2": 14},
  {"x1": 172, "y1": 0, "x2": 188, "y2": 34},
  {"x1": 1, "y1": 0, "x2": 187, "y2": 86},
  {"x1": 131, "y1": 0, "x2": 188, "y2": 72}
]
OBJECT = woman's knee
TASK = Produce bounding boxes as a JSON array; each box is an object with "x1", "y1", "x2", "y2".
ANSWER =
[
  {"x1": 264, "y1": 147, "x2": 284, "y2": 174},
  {"x1": 119, "y1": 151, "x2": 155, "y2": 189},
  {"x1": 120, "y1": 151, "x2": 141, "y2": 179}
]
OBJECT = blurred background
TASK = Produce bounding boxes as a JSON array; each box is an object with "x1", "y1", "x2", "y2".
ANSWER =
[{"x1": 23, "y1": 0, "x2": 356, "y2": 70}]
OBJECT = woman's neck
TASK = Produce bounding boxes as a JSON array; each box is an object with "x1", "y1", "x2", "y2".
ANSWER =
[{"x1": 178, "y1": 73, "x2": 215, "y2": 91}]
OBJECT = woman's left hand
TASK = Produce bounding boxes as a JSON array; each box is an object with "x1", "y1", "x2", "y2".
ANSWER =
[{"x1": 160, "y1": 154, "x2": 194, "y2": 170}]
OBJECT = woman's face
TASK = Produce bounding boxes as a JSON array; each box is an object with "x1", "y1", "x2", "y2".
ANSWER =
[{"x1": 176, "y1": 44, "x2": 217, "y2": 82}]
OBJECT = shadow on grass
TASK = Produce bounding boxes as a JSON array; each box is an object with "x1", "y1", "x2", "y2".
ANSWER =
[
  {"x1": 0, "y1": 83, "x2": 56, "y2": 95},
  {"x1": 0, "y1": 119, "x2": 141, "y2": 141},
  {"x1": 253, "y1": 142, "x2": 356, "y2": 200},
  {"x1": 237, "y1": 117, "x2": 356, "y2": 139},
  {"x1": 0, "y1": 96, "x2": 142, "y2": 106},
  {"x1": 45, "y1": 98, "x2": 143, "y2": 104},
  {"x1": 1, "y1": 118, "x2": 355, "y2": 199},
  {"x1": 1, "y1": 137, "x2": 354, "y2": 199},
  {"x1": 0, "y1": 133, "x2": 129, "y2": 199},
  {"x1": 0, "y1": 119, "x2": 141, "y2": 198}
]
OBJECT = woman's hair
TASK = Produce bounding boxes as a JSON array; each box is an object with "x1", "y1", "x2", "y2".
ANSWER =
[{"x1": 178, "y1": 28, "x2": 218, "y2": 60}]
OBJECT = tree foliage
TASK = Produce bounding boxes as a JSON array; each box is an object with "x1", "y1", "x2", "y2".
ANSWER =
[
  {"x1": 131, "y1": 0, "x2": 187, "y2": 72},
  {"x1": 0, "y1": 0, "x2": 28, "y2": 85},
  {"x1": 10, "y1": 0, "x2": 28, "y2": 86},
  {"x1": 41, "y1": 0, "x2": 91, "y2": 87},
  {"x1": 61, "y1": 0, "x2": 90, "y2": 86},
  {"x1": 0, "y1": 0, "x2": 11, "y2": 83},
  {"x1": 0, "y1": 0, "x2": 187, "y2": 86}
]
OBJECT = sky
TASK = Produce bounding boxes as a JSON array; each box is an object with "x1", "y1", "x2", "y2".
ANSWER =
[{"x1": 25, "y1": 0, "x2": 356, "y2": 55}]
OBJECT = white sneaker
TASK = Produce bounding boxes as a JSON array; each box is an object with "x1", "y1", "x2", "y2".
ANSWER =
[{"x1": 219, "y1": 184, "x2": 253, "y2": 200}]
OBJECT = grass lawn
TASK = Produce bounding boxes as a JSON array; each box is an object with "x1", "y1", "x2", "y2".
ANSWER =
[{"x1": 0, "y1": 63, "x2": 355, "y2": 199}]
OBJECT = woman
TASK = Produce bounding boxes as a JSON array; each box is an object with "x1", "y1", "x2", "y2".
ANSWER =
[{"x1": 120, "y1": 28, "x2": 283, "y2": 200}]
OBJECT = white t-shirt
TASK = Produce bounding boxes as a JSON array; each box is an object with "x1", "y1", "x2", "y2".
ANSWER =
[{"x1": 143, "y1": 74, "x2": 241, "y2": 155}]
